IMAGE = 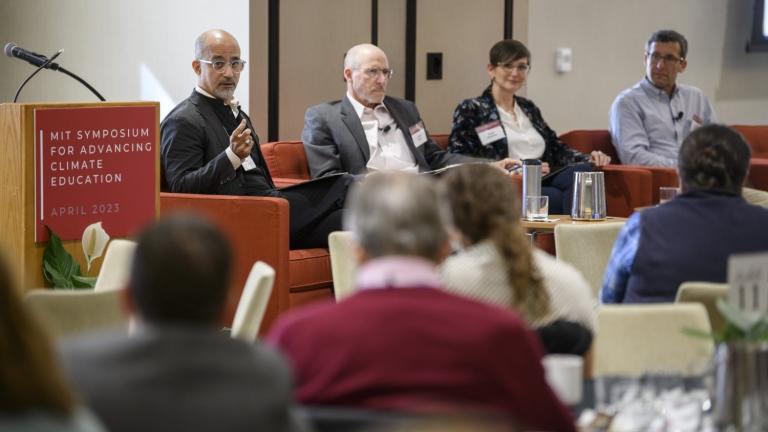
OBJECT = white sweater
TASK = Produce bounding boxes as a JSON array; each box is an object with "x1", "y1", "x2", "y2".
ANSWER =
[{"x1": 440, "y1": 240, "x2": 595, "y2": 330}]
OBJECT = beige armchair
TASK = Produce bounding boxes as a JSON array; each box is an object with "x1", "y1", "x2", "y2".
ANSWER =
[
  {"x1": 554, "y1": 222, "x2": 626, "y2": 299},
  {"x1": 675, "y1": 282, "x2": 729, "y2": 335},
  {"x1": 25, "y1": 288, "x2": 127, "y2": 338},
  {"x1": 328, "y1": 231, "x2": 358, "y2": 301},
  {"x1": 230, "y1": 261, "x2": 275, "y2": 342},
  {"x1": 594, "y1": 303, "x2": 714, "y2": 377}
]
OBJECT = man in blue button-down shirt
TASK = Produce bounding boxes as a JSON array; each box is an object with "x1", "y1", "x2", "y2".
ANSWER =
[{"x1": 609, "y1": 30, "x2": 717, "y2": 167}]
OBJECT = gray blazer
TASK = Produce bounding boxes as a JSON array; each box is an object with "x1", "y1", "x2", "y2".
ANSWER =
[
  {"x1": 59, "y1": 327, "x2": 306, "y2": 432},
  {"x1": 302, "y1": 95, "x2": 476, "y2": 178}
]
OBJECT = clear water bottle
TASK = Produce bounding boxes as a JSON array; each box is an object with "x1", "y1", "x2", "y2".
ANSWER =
[{"x1": 521, "y1": 159, "x2": 542, "y2": 217}]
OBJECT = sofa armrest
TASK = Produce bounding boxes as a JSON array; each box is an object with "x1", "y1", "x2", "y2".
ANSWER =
[
  {"x1": 748, "y1": 158, "x2": 768, "y2": 191},
  {"x1": 599, "y1": 166, "x2": 653, "y2": 217},
  {"x1": 619, "y1": 165, "x2": 678, "y2": 204},
  {"x1": 159, "y1": 192, "x2": 291, "y2": 327}
]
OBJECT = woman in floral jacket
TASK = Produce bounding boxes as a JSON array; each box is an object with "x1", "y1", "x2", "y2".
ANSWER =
[{"x1": 448, "y1": 39, "x2": 611, "y2": 214}]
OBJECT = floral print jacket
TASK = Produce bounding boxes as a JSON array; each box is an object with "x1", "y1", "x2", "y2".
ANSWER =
[{"x1": 448, "y1": 86, "x2": 589, "y2": 167}]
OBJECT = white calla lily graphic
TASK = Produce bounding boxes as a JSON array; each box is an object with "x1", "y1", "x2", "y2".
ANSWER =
[{"x1": 82, "y1": 222, "x2": 110, "y2": 271}]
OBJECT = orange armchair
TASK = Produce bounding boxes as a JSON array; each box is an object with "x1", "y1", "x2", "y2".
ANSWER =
[
  {"x1": 560, "y1": 130, "x2": 676, "y2": 207},
  {"x1": 159, "y1": 141, "x2": 337, "y2": 332},
  {"x1": 732, "y1": 125, "x2": 768, "y2": 158},
  {"x1": 732, "y1": 125, "x2": 768, "y2": 191}
]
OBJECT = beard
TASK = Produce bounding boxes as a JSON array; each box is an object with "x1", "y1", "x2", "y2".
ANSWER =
[{"x1": 213, "y1": 83, "x2": 237, "y2": 101}]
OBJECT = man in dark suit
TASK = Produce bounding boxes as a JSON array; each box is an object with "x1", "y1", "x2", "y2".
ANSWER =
[
  {"x1": 161, "y1": 29, "x2": 349, "y2": 248},
  {"x1": 302, "y1": 43, "x2": 516, "y2": 178},
  {"x1": 60, "y1": 214, "x2": 306, "y2": 432}
]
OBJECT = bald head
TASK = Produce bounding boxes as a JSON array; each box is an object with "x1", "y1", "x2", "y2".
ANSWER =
[
  {"x1": 192, "y1": 29, "x2": 242, "y2": 101},
  {"x1": 343, "y1": 44, "x2": 390, "y2": 106},
  {"x1": 195, "y1": 29, "x2": 239, "y2": 60},
  {"x1": 344, "y1": 44, "x2": 386, "y2": 71}
]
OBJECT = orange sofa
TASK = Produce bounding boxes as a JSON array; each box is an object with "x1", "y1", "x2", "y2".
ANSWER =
[
  {"x1": 732, "y1": 125, "x2": 768, "y2": 190},
  {"x1": 561, "y1": 128, "x2": 768, "y2": 194},
  {"x1": 559, "y1": 130, "x2": 677, "y2": 205},
  {"x1": 432, "y1": 133, "x2": 654, "y2": 216}
]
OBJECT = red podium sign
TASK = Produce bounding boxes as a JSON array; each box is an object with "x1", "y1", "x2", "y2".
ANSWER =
[{"x1": 34, "y1": 105, "x2": 157, "y2": 242}]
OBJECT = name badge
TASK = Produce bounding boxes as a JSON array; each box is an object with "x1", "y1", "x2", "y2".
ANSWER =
[
  {"x1": 475, "y1": 120, "x2": 505, "y2": 146},
  {"x1": 691, "y1": 114, "x2": 703, "y2": 130},
  {"x1": 242, "y1": 156, "x2": 257, "y2": 172},
  {"x1": 409, "y1": 121, "x2": 428, "y2": 148}
]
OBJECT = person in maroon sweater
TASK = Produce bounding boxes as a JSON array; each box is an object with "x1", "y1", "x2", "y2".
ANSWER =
[{"x1": 267, "y1": 172, "x2": 575, "y2": 432}]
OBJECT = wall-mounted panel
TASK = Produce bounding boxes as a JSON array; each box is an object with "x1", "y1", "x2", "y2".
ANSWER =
[{"x1": 415, "y1": 0, "x2": 505, "y2": 135}]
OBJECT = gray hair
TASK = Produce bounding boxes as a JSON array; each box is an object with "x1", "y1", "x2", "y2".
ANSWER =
[{"x1": 344, "y1": 172, "x2": 448, "y2": 261}]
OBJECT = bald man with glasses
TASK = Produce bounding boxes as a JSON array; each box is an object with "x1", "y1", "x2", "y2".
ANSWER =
[
  {"x1": 161, "y1": 29, "x2": 350, "y2": 249},
  {"x1": 302, "y1": 44, "x2": 516, "y2": 178},
  {"x1": 610, "y1": 29, "x2": 717, "y2": 167}
]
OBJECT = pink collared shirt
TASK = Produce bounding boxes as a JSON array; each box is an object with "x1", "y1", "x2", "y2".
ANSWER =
[{"x1": 355, "y1": 255, "x2": 442, "y2": 291}]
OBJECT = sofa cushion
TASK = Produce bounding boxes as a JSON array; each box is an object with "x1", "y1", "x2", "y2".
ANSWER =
[{"x1": 262, "y1": 141, "x2": 312, "y2": 180}]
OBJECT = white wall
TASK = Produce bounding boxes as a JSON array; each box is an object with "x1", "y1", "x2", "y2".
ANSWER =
[
  {"x1": 3, "y1": 0, "x2": 764, "y2": 140},
  {"x1": 0, "y1": 0, "x2": 249, "y2": 119},
  {"x1": 525, "y1": 0, "x2": 768, "y2": 133}
]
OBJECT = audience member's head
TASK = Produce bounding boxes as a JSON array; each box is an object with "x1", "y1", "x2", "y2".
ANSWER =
[
  {"x1": 441, "y1": 164, "x2": 549, "y2": 322},
  {"x1": 192, "y1": 29, "x2": 243, "y2": 101},
  {"x1": 345, "y1": 171, "x2": 448, "y2": 262},
  {"x1": 678, "y1": 124, "x2": 751, "y2": 195},
  {"x1": 343, "y1": 43, "x2": 391, "y2": 106},
  {"x1": 128, "y1": 214, "x2": 232, "y2": 326},
  {"x1": 0, "y1": 252, "x2": 77, "y2": 416}
]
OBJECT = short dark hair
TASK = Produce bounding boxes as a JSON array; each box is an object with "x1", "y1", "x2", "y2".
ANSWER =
[
  {"x1": 489, "y1": 39, "x2": 531, "y2": 66},
  {"x1": 646, "y1": 29, "x2": 688, "y2": 59},
  {"x1": 678, "y1": 124, "x2": 751, "y2": 194},
  {"x1": 129, "y1": 214, "x2": 232, "y2": 325}
]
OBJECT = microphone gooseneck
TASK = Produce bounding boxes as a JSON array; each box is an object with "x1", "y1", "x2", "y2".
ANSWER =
[{"x1": 6, "y1": 42, "x2": 106, "y2": 102}]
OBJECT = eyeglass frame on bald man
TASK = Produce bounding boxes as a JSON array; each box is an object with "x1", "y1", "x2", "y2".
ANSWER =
[
  {"x1": 198, "y1": 58, "x2": 247, "y2": 72},
  {"x1": 362, "y1": 67, "x2": 394, "y2": 79}
]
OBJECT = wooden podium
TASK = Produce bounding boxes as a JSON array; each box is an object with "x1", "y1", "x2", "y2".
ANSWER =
[{"x1": 0, "y1": 102, "x2": 160, "y2": 292}]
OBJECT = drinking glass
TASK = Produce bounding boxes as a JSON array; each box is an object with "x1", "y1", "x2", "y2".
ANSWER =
[
  {"x1": 659, "y1": 187, "x2": 680, "y2": 204},
  {"x1": 525, "y1": 196, "x2": 549, "y2": 221}
]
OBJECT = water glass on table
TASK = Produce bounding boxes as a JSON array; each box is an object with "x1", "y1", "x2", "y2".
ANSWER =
[
  {"x1": 525, "y1": 195, "x2": 549, "y2": 221},
  {"x1": 659, "y1": 187, "x2": 680, "y2": 204}
]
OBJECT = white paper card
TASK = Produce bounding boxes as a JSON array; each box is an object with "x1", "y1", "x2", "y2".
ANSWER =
[
  {"x1": 409, "y1": 121, "x2": 428, "y2": 148},
  {"x1": 475, "y1": 120, "x2": 505, "y2": 146},
  {"x1": 241, "y1": 156, "x2": 257, "y2": 172},
  {"x1": 727, "y1": 252, "x2": 768, "y2": 315}
]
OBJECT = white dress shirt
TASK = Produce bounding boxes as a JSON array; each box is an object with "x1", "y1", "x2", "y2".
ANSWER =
[
  {"x1": 346, "y1": 92, "x2": 418, "y2": 173},
  {"x1": 497, "y1": 103, "x2": 546, "y2": 160}
]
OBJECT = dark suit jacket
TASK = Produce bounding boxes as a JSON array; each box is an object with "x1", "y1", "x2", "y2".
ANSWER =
[
  {"x1": 59, "y1": 327, "x2": 305, "y2": 432},
  {"x1": 302, "y1": 95, "x2": 477, "y2": 178},
  {"x1": 160, "y1": 90, "x2": 276, "y2": 196}
]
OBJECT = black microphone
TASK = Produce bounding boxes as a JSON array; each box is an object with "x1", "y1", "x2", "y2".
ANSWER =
[
  {"x1": 379, "y1": 124, "x2": 391, "y2": 133},
  {"x1": 673, "y1": 111, "x2": 684, "y2": 122},
  {"x1": 4, "y1": 42, "x2": 60, "y2": 71}
]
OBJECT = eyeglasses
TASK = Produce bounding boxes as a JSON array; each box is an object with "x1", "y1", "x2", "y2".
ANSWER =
[
  {"x1": 496, "y1": 62, "x2": 530, "y2": 74},
  {"x1": 648, "y1": 53, "x2": 684, "y2": 65},
  {"x1": 198, "y1": 58, "x2": 247, "y2": 72},
  {"x1": 362, "y1": 68, "x2": 394, "y2": 79}
]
